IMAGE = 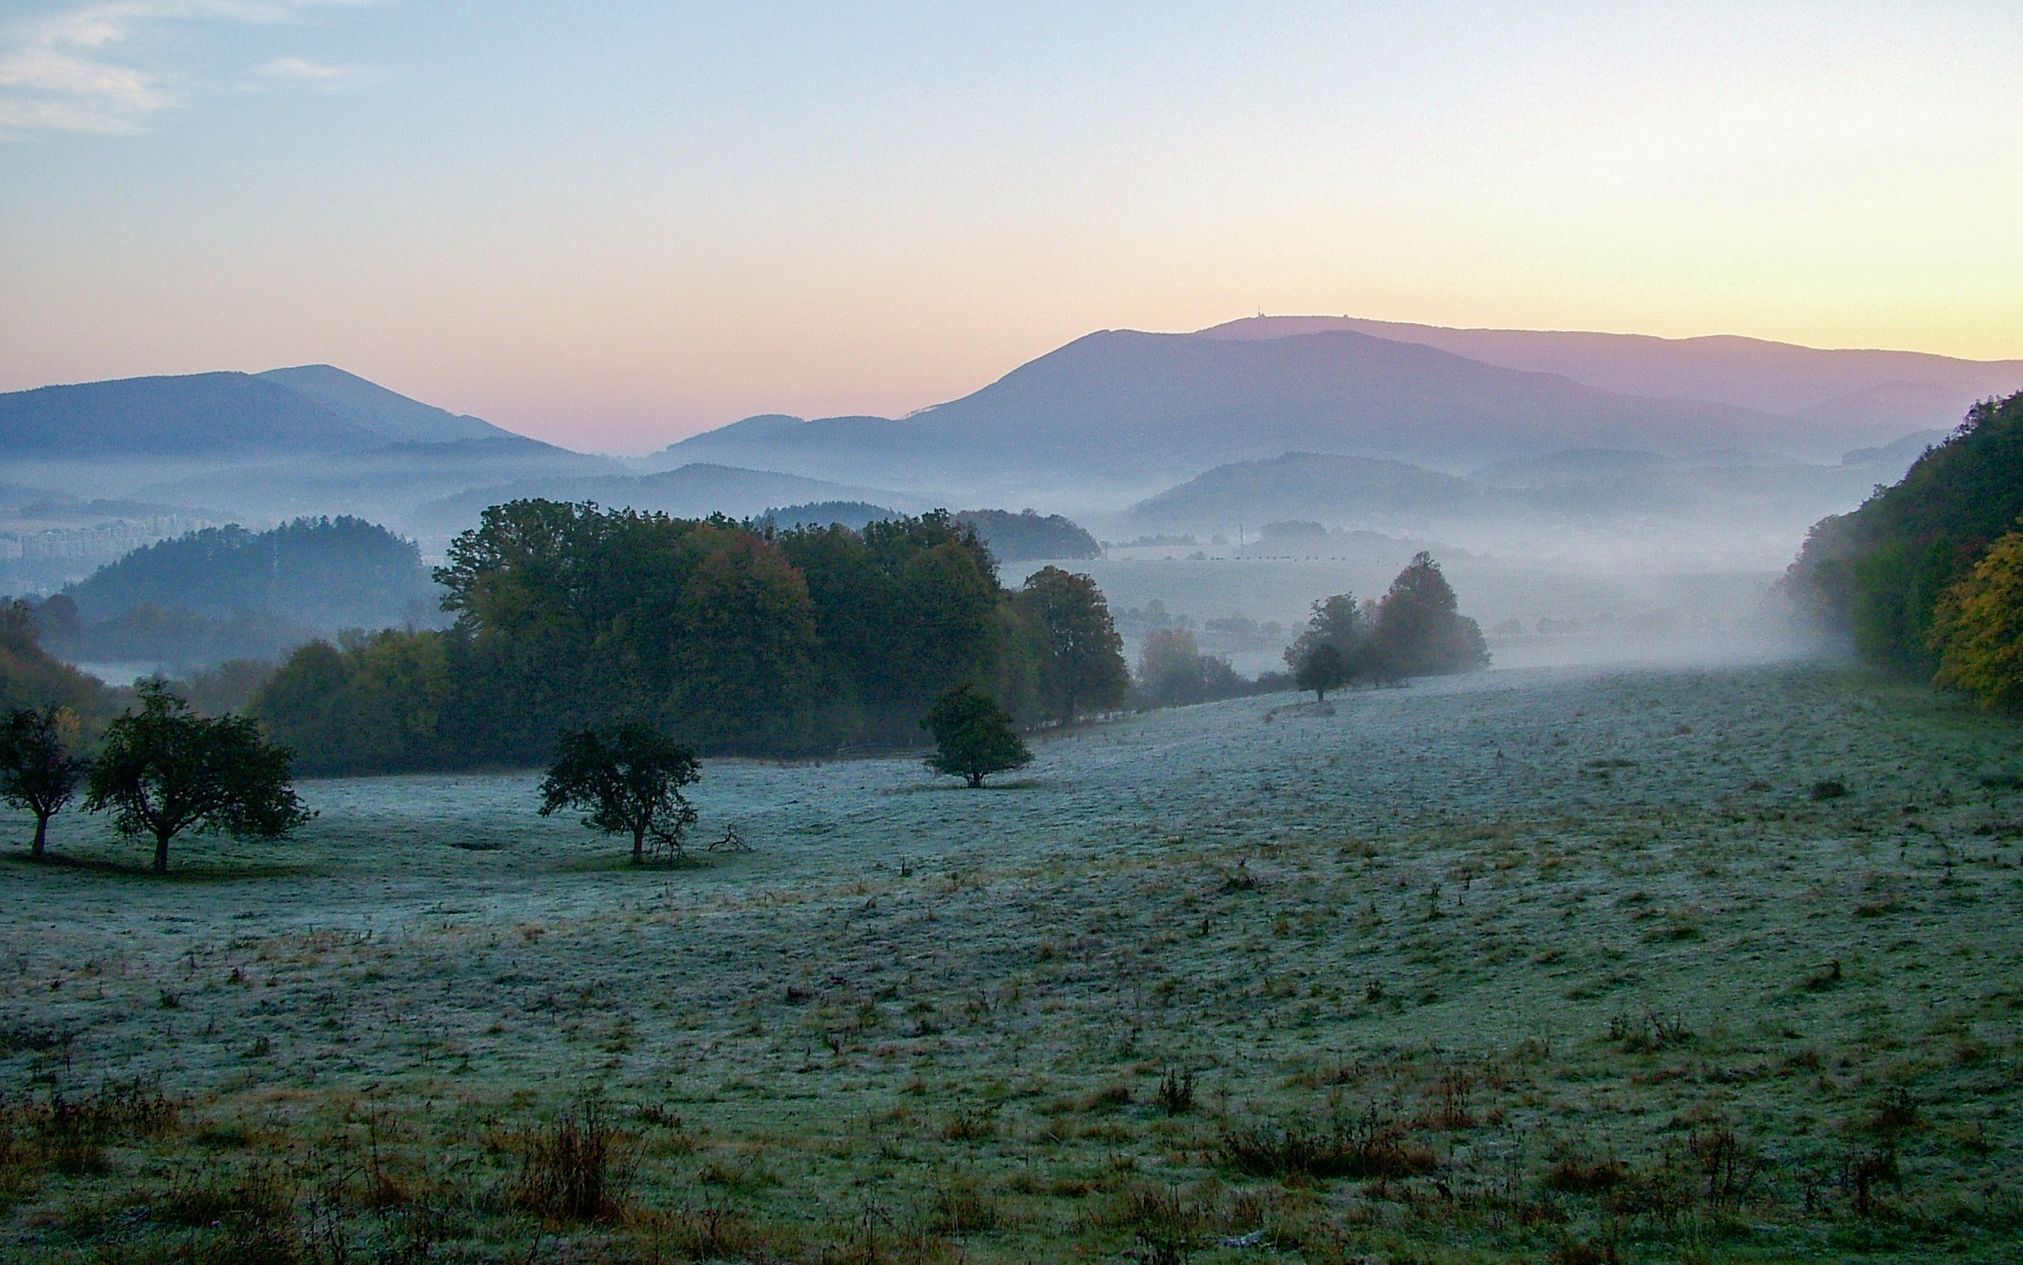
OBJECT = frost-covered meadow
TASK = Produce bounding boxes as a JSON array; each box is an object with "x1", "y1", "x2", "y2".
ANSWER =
[{"x1": 3, "y1": 662, "x2": 2020, "y2": 1262}]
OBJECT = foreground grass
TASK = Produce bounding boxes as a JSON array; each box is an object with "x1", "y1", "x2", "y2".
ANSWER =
[{"x1": 0, "y1": 661, "x2": 2018, "y2": 1262}]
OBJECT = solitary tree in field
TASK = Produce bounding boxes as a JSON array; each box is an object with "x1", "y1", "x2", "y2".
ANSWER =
[
  {"x1": 1285, "y1": 593, "x2": 1367, "y2": 699},
  {"x1": 539, "y1": 722, "x2": 700, "y2": 864},
  {"x1": 1293, "y1": 641, "x2": 1350, "y2": 702},
  {"x1": 922, "y1": 684, "x2": 1031, "y2": 788},
  {"x1": 84, "y1": 684, "x2": 312, "y2": 873},
  {"x1": 0, "y1": 705, "x2": 88, "y2": 860}
]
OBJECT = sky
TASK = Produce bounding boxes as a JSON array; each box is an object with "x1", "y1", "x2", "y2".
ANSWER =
[{"x1": 1, "y1": 1, "x2": 2020, "y2": 454}]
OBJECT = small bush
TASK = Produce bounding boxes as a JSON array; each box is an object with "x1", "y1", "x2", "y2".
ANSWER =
[
  {"x1": 1810, "y1": 779, "x2": 1849, "y2": 801},
  {"x1": 508, "y1": 1092, "x2": 633, "y2": 1222},
  {"x1": 1543, "y1": 1155, "x2": 1628, "y2": 1194},
  {"x1": 1219, "y1": 1107, "x2": 1435, "y2": 1180},
  {"x1": 1155, "y1": 1066, "x2": 1196, "y2": 1116}
]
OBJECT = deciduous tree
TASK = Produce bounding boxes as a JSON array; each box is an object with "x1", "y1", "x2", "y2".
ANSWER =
[
  {"x1": 1017, "y1": 566, "x2": 1128, "y2": 723},
  {"x1": 0, "y1": 705, "x2": 87, "y2": 859},
  {"x1": 539, "y1": 722, "x2": 701, "y2": 864},
  {"x1": 1931, "y1": 524, "x2": 2023, "y2": 710},
  {"x1": 84, "y1": 684, "x2": 311, "y2": 873},
  {"x1": 922, "y1": 684, "x2": 1031, "y2": 788}
]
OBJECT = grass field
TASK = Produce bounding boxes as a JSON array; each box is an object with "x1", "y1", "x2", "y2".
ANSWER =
[{"x1": 2, "y1": 661, "x2": 2020, "y2": 1263}]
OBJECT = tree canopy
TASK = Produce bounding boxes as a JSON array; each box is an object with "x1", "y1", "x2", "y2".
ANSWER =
[
  {"x1": 1787, "y1": 391, "x2": 2023, "y2": 681},
  {"x1": 84, "y1": 684, "x2": 312, "y2": 873},
  {"x1": 538, "y1": 722, "x2": 701, "y2": 864},
  {"x1": 0, "y1": 705, "x2": 87, "y2": 859},
  {"x1": 1285, "y1": 593, "x2": 1370, "y2": 697},
  {"x1": 1280, "y1": 555, "x2": 1487, "y2": 696},
  {"x1": 954, "y1": 509, "x2": 1101, "y2": 562},
  {"x1": 1930, "y1": 523, "x2": 2023, "y2": 711},
  {"x1": 257, "y1": 503, "x2": 1104, "y2": 773},
  {"x1": 922, "y1": 684, "x2": 1031, "y2": 788},
  {"x1": 1016, "y1": 566, "x2": 1129, "y2": 723},
  {"x1": 64, "y1": 516, "x2": 440, "y2": 628},
  {"x1": 1369, "y1": 553, "x2": 1489, "y2": 681}
]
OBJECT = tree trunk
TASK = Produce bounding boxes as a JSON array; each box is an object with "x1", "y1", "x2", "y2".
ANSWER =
[
  {"x1": 966, "y1": 771, "x2": 985, "y2": 788},
  {"x1": 31, "y1": 814, "x2": 47, "y2": 859},
  {"x1": 153, "y1": 831, "x2": 171, "y2": 874},
  {"x1": 631, "y1": 826, "x2": 646, "y2": 865}
]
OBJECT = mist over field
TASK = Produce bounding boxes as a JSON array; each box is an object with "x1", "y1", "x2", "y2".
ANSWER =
[{"x1": 6, "y1": 4, "x2": 2023, "y2": 1262}]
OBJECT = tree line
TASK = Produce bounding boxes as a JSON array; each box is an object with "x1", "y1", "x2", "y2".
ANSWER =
[
  {"x1": 251, "y1": 503, "x2": 1129, "y2": 774},
  {"x1": 1785, "y1": 391, "x2": 2023, "y2": 710},
  {"x1": 1135, "y1": 551, "x2": 1490, "y2": 707}
]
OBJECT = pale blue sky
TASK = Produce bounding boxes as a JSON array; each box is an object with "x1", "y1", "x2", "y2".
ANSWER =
[{"x1": 3, "y1": 1, "x2": 2019, "y2": 451}]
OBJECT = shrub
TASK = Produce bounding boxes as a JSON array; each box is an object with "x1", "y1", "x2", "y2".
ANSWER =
[{"x1": 508, "y1": 1092, "x2": 633, "y2": 1222}]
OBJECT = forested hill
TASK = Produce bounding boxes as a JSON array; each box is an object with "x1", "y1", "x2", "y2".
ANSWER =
[
  {"x1": 954, "y1": 509, "x2": 1101, "y2": 562},
  {"x1": 1785, "y1": 391, "x2": 2023, "y2": 705},
  {"x1": 64, "y1": 517, "x2": 441, "y2": 629},
  {"x1": 0, "y1": 602, "x2": 114, "y2": 723}
]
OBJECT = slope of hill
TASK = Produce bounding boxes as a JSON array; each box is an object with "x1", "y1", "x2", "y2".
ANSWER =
[
  {"x1": 1785, "y1": 391, "x2": 2023, "y2": 673},
  {"x1": 1198, "y1": 315, "x2": 2023, "y2": 430},
  {"x1": 63, "y1": 516, "x2": 440, "y2": 628},
  {"x1": 257, "y1": 365, "x2": 516, "y2": 444},
  {"x1": 0, "y1": 372, "x2": 379, "y2": 457},
  {"x1": 1132, "y1": 453, "x2": 1493, "y2": 529},
  {"x1": 410, "y1": 463, "x2": 923, "y2": 539},
  {"x1": 662, "y1": 329, "x2": 1816, "y2": 492},
  {"x1": 137, "y1": 437, "x2": 625, "y2": 538}
]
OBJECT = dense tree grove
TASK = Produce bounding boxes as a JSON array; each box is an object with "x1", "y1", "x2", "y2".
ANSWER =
[
  {"x1": 1133, "y1": 628, "x2": 1248, "y2": 708},
  {"x1": 1930, "y1": 524, "x2": 2023, "y2": 711},
  {"x1": 1282, "y1": 554, "x2": 1488, "y2": 694},
  {"x1": 1787, "y1": 391, "x2": 2023, "y2": 708},
  {"x1": 0, "y1": 600, "x2": 113, "y2": 722},
  {"x1": 254, "y1": 503, "x2": 1128, "y2": 773}
]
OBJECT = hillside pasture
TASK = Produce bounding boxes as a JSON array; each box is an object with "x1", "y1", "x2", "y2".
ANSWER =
[{"x1": 0, "y1": 662, "x2": 2018, "y2": 1262}]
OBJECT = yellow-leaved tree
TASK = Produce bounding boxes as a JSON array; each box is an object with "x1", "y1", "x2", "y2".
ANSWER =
[{"x1": 1931, "y1": 524, "x2": 2023, "y2": 711}]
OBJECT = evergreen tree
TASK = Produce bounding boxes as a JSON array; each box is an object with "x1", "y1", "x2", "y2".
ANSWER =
[{"x1": 1285, "y1": 593, "x2": 1369, "y2": 692}]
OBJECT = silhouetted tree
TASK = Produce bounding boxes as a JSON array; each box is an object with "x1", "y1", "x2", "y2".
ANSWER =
[
  {"x1": 1294, "y1": 641, "x2": 1349, "y2": 702},
  {"x1": 539, "y1": 722, "x2": 700, "y2": 864},
  {"x1": 1017, "y1": 566, "x2": 1129, "y2": 723},
  {"x1": 922, "y1": 684, "x2": 1031, "y2": 788},
  {"x1": 0, "y1": 705, "x2": 87, "y2": 859},
  {"x1": 1369, "y1": 553, "x2": 1489, "y2": 680},
  {"x1": 84, "y1": 684, "x2": 311, "y2": 873},
  {"x1": 1135, "y1": 628, "x2": 1244, "y2": 707},
  {"x1": 1285, "y1": 593, "x2": 1369, "y2": 693}
]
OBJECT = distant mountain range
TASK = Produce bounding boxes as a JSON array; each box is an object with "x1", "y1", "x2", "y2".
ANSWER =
[
  {"x1": 5, "y1": 319, "x2": 2018, "y2": 578},
  {"x1": 1196, "y1": 316, "x2": 2023, "y2": 424},
  {"x1": 657, "y1": 321, "x2": 2022, "y2": 495}
]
